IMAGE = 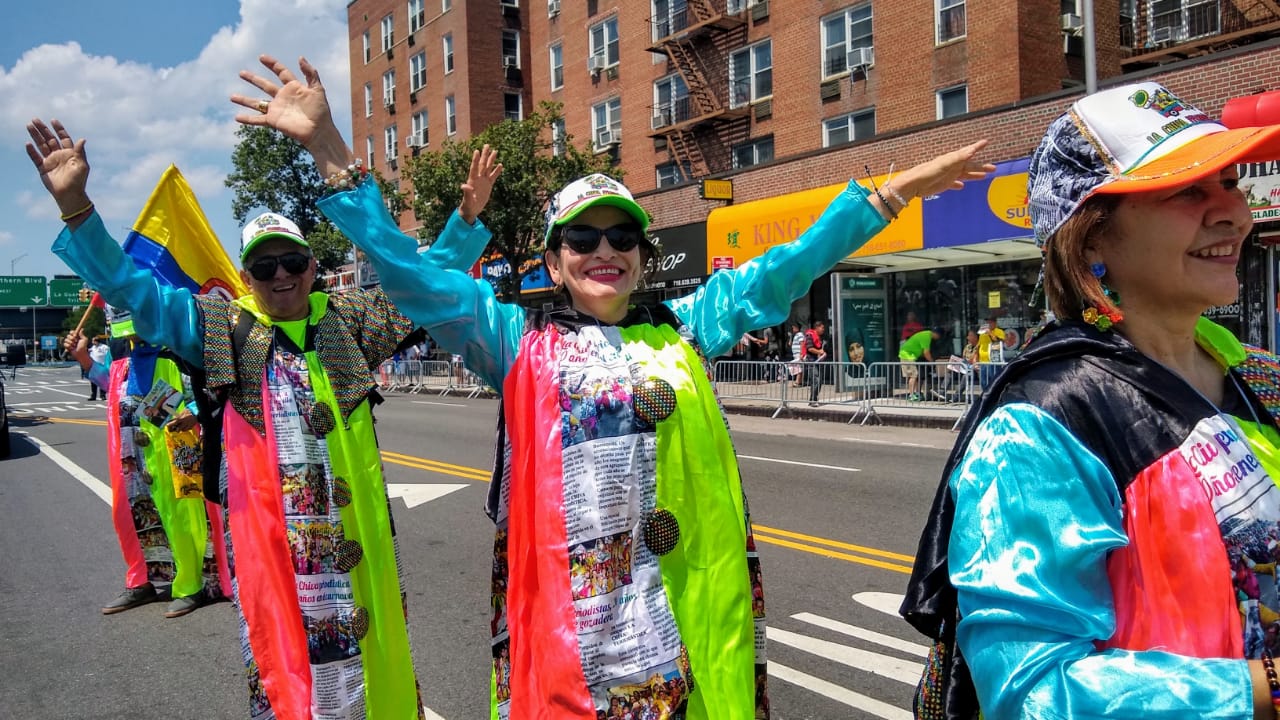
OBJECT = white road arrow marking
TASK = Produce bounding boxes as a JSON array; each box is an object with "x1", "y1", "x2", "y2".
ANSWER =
[
  {"x1": 852, "y1": 591, "x2": 907, "y2": 618},
  {"x1": 791, "y1": 612, "x2": 929, "y2": 657},
  {"x1": 386, "y1": 483, "x2": 467, "y2": 508}
]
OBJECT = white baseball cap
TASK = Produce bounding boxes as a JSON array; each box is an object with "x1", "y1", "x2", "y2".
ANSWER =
[
  {"x1": 240, "y1": 212, "x2": 309, "y2": 261},
  {"x1": 543, "y1": 174, "x2": 650, "y2": 245}
]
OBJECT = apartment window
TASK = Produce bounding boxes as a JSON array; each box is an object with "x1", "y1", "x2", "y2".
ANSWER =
[
  {"x1": 552, "y1": 117, "x2": 566, "y2": 156},
  {"x1": 653, "y1": 74, "x2": 689, "y2": 127},
  {"x1": 446, "y1": 95, "x2": 457, "y2": 135},
  {"x1": 443, "y1": 34, "x2": 454, "y2": 73},
  {"x1": 364, "y1": 84, "x2": 373, "y2": 117},
  {"x1": 824, "y1": 109, "x2": 876, "y2": 146},
  {"x1": 936, "y1": 0, "x2": 965, "y2": 43},
  {"x1": 410, "y1": 52, "x2": 427, "y2": 92},
  {"x1": 381, "y1": 14, "x2": 395, "y2": 52},
  {"x1": 411, "y1": 110, "x2": 429, "y2": 146},
  {"x1": 590, "y1": 16, "x2": 620, "y2": 67},
  {"x1": 408, "y1": 0, "x2": 425, "y2": 31},
  {"x1": 383, "y1": 71, "x2": 396, "y2": 105},
  {"x1": 550, "y1": 43, "x2": 564, "y2": 90},
  {"x1": 730, "y1": 41, "x2": 772, "y2": 108},
  {"x1": 366, "y1": 136, "x2": 375, "y2": 167},
  {"x1": 592, "y1": 97, "x2": 622, "y2": 147},
  {"x1": 1118, "y1": 0, "x2": 1137, "y2": 46},
  {"x1": 385, "y1": 125, "x2": 399, "y2": 161},
  {"x1": 732, "y1": 136, "x2": 774, "y2": 169},
  {"x1": 362, "y1": 31, "x2": 371, "y2": 64},
  {"x1": 822, "y1": 5, "x2": 873, "y2": 78},
  {"x1": 443, "y1": 0, "x2": 451, "y2": 10},
  {"x1": 1150, "y1": 0, "x2": 1221, "y2": 43},
  {"x1": 937, "y1": 85, "x2": 967, "y2": 119},
  {"x1": 504, "y1": 93, "x2": 524, "y2": 122},
  {"x1": 656, "y1": 162, "x2": 691, "y2": 188},
  {"x1": 652, "y1": 0, "x2": 688, "y2": 39},
  {"x1": 502, "y1": 30, "x2": 521, "y2": 68},
  {"x1": 501, "y1": 0, "x2": 519, "y2": 7}
]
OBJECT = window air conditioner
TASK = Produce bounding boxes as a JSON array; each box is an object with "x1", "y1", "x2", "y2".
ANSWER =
[
  {"x1": 1061, "y1": 13, "x2": 1082, "y2": 31},
  {"x1": 596, "y1": 129, "x2": 618, "y2": 147},
  {"x1": 1151, "y1": 26, "x2": 1173, "y2": 43},
  {"x1": 846, "y1": 47, "x2": 874, "y2": 70},
  {"x1": 588, "y1": 54, "x2": 607, "y2": 74},
  {"x1": 548, "y1": 0, "x2": 560, "y2": 16},
  {"x1": 652, "y1": 109, "x2": 672, "y2": 130},
  {"x1": 384, "y1": 94, "x2": 396, "y2": 107},
  {"x1": 503, "y1": 55, "x2": 519, "y2": 69}
]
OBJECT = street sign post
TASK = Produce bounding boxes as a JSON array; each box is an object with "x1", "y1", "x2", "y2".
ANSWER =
[
  {"x1": 48, "y1": 278, "x2": 87, "y2": 307},
  {"x1": 0, "y1": 276, "x2": 47, "y2": 308}
]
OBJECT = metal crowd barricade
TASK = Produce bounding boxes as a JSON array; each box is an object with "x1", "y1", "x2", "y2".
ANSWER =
[
  {"x1": 440, "y1": 360, "x2": 494, "y2": 399},
  {"x1": 710, "y1": 360, "x2": 791, "y2": 417},
  {"x1": 412, "y1": 360, "x2": 454, "y2": 394},
  {"x1": 858, "y1": 360, "x2": 979, "y2": 428}
]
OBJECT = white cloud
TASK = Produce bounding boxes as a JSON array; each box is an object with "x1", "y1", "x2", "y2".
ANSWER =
[
  {"x1": 2, "y1": 0, "x2": 352, "y2": 279},
  {"x1": 0, "y1": 231, "x2": 14, "y2": 246}
]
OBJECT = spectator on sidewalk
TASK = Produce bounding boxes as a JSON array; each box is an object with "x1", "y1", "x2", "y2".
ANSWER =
[
  {"x1": 805, "y1": 320, "x2": 829, "y2": 407},
  {"x1": 899, "y1": 327, "x2": 942, "y2": 401},
  {"x1": 788, "y1": 321, "x2": 806, "y2": 387},
  {"x1": 901, "y1": 311, "x2": 924, "y2": 342},
  {"x1": 86, "y1": 335, "x2": 108, "y2": 400},
  {"x1": 976, "y1": 316, "x2": 1008, "y2": 391}
]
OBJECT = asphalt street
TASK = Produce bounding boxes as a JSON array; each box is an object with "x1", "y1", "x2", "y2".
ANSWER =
[{"x1": 0, "y1": 365, "x2": 959, "y2": 720}]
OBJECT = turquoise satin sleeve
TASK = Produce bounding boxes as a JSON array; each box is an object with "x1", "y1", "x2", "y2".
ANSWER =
[
  {"x1": 421, "y1": 206, "x2": 492, "y2": 270},
  {"x1": 87, "y1": 348, "x2": 111, "y2": 392},
  {"x1": 951, "y1": 403, "x2": 1252, "y2": 719},
  {"x1": 665, "y1": 180, "x2": 887, "y2": 359},
  {"x1": 318, "y1": 179, "x2": 524, "y2": 390},
  {"x1": 51, "y1": 213, "x2": 203, "y2": 368}
]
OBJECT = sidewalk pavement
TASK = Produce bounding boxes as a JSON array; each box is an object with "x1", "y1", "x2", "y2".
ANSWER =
[{"x1": 715, "y1": 394, "x2": 966, "y2": 431}]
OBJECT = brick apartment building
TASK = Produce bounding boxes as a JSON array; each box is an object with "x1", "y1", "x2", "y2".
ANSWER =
[{"x1": 347, "y1": 0, "x2": 1280, "y2": 359}]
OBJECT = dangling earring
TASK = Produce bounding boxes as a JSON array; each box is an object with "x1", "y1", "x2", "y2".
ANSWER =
[{"x1": 1083, "y1": 262, "x2": 1123, "y2": 331}]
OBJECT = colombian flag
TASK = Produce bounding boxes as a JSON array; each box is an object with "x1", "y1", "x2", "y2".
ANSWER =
[{"x1": 122, "y1": 166, "x2": 246, "y2": 299}]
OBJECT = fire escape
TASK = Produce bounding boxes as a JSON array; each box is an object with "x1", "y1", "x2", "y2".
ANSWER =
[
  {"x1": 647, "y1": 0, "x2": 750, "y2": 180},
  {"x1": 1120, "y1": 0, "x2": 1280, "y2": 70}
]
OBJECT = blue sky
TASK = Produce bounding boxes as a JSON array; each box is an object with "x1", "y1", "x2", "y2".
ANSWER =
[{"x1": 1, "y1": 0, "x2": 354, "y2": 282}]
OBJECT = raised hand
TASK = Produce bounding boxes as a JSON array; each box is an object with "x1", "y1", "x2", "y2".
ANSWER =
[
  {"x1": 894, "y1": 140, "x2": 996, "y2": 200},
  {"x1": 232, "y1": 54, "x2": 355, "y2": 179},
  {"x1": 231, "y1": 54, "x2": 337, "y2": 148},
  {"x1": 25, "y1": 118, "x2": 92, "y2": 218},
  {"x1": 459, "y1": 145, "x2": 503, "y2": 224},
  {"x1": 64, "y1": 330, "x2": 90, "y2": 369}
]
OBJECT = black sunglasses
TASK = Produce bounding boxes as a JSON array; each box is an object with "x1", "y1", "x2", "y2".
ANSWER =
[
  {"x1": 556, "y1": 224, "x2": 645, "y2": 255},
  {"x1": 247, "y1": 251, "x2": 311, "y2": 281}
]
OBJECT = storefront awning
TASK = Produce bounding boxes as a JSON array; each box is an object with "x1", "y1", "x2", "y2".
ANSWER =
[{"x1": 838, "y1": 238, "x2": 1042, "y2": 273}]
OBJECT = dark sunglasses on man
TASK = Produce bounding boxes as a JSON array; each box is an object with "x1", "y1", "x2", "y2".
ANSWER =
[
  {"x1": 246, "y1": 251, "x2": 312, "y2": 281},
  {"x1": 554, "y1": 223, "x2": 645, "y2": 255}
]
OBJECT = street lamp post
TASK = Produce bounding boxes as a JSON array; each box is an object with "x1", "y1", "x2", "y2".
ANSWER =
[{"x1": 10, "y1": 253, "x2": 27, "y2": 276}]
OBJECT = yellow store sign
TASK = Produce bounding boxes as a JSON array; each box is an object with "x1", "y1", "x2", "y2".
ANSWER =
[{"x1": 705, "y1": 176, "x2": 923, "y2": 273}]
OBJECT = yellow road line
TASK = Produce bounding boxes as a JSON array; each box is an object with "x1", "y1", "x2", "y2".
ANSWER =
[
  {"x1": 46, "y1": 417, "x2": 107, "y2": 427},
  {"x1": 381, "y1": 450, "x2": 492, "y2": 479},
  {"x1": 752, "y1": 532, "x2": 914, "y2": 574},
  {"x1": 751, "y1": 523, "x2": 915, "y2": 563},
  {"x1": 381, "y1": 454, "x2": 490, "y2": 481}
]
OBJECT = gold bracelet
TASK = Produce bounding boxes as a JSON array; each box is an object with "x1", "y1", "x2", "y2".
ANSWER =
[{"x1": 60, "y1": 202, "x2": 95, "y2": 222}]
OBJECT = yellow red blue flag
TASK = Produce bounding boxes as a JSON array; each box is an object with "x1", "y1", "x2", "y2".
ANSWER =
[{"x1": 122, "y1": 165, "x2": 246, "y2": 299}]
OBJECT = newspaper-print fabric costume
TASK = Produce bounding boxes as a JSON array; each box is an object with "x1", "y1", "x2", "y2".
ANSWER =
[
  {"x1": 319, "y1": 176, "x2": 894, "y2": 719},
  {"x1": 902, "y1": 319, "x2": 1280, "y2": 719},
  {"x1": 89, "y1": 347, "x2": 230, "y2": 603},
  {"x1": 54, "y1": 208, "x2": 488, "y2": 720}
]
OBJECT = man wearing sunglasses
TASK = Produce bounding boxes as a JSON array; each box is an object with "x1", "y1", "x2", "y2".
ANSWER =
[{"x1": 28, "y1": 114, "x2": 500, "y2": 718}]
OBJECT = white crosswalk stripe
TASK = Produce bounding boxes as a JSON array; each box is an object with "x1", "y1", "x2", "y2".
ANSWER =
[{"x1": 764, "y1": 594, "x2": 927, "y2": 719}]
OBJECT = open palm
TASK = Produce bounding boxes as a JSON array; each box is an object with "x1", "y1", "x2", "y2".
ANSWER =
[
  {"x1": 25, "y1": 118, "x2": 90, "y2": 202},
  {"x1": 231, "y1": 54, "x2": 333, "y2": 147}
]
